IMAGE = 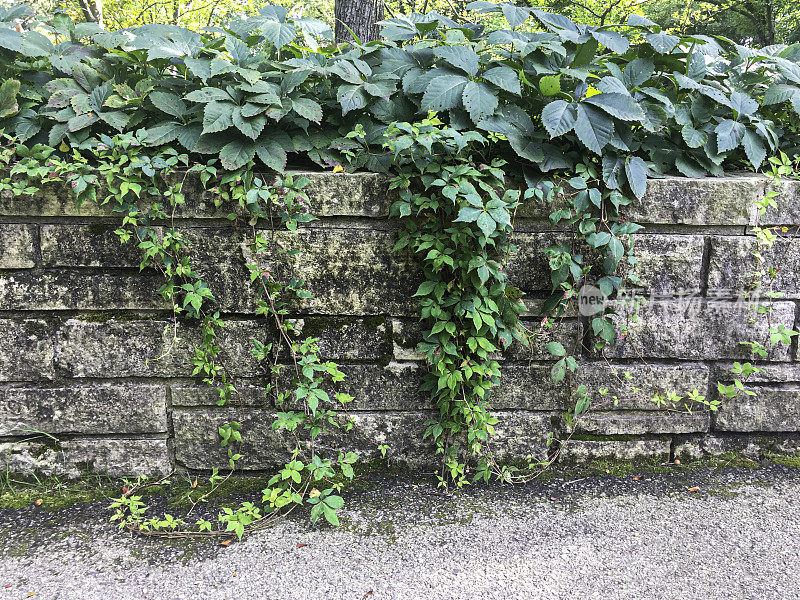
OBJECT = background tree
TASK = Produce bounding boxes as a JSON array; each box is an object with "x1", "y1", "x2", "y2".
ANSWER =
[{"x1": 334, "y1": 0, "x2": 384, "y2": 42}]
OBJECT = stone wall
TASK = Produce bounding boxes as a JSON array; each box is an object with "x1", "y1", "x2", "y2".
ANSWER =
[{"x1": 2, "y1": 172, "x2": 800, "y2": 476}]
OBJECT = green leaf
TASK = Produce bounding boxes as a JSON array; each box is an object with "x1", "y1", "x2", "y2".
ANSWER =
[
  {"x1": 482, "y1": 66, "x2": 520, "y2": 95},
  {"x1": 742, "y1": 129, "x2": 766, "y2": 170},
  {"x1": 591, "y1": 30, "x2": 629, "y2": 54},
  {"x1": 545, "y1": 341, "x2": 566, "y2": 356},
  {"x1": 67, "y1": 112, "x2": 98, "y2": 132},
  {"x1": 762, "y1": 84, "x2": 800, "y2": 105},
  {"x1": 622, "y1": 58, "x2": 654, "y2": 89},
  {"x1": 337, "y1": 84, "x2": 366, "y2": 115},
  {"x1": 233, "y1": 109, "x2": 266, "y2": 140},
  {"x1": 715, "y1": 119, "x2": 744, "y2": 153},
  {"x1": 584, "y1": 93, "x2": 645, "y2": 121},
  {"x1": 476, "y1": 211, "x2": 496, "y2": 237},
  {"x1": 573, "y1": 103, "x2": 614, "y2": 154},
  {"x1": 462, "y1": 81, "x2": 498, "y2": 122},
  {"x1": 149, "y1": 91, "x2": 187, "y2": 119},
  {"x1": 291, "y1": 98, "x2": 323, "y2": 123},
  {"x1": 421, "y1": 74, "x2": 470, "y2": 111},
  {"x1": 220, "y1": 139, "x2": 256, "y2": 170},
  {"x1": 541, "y1": 100, "x2": 576, "y2": 138},
  {"x1": 625, "y1": 156, "x2": 648, "y2": 199},
  {"x1": 433, "y1": 46, "x2": 479, "y2": 77},
  {"x1": 98, "y1": 110, "x2": 128, "y2": 131},
  {"x1": 142, "y1": 121, "x2": 184, "y2": 146},
  {"x1": 202, "y1": 101, "x2": 235, "y2": 134},
  {"x1": 256, "y1": 136, "x2": 288, "y2": 171},
  {"x1": 730, "y1": 91, "x2": 758, "y2": 117},
  {"x1": 260, "y1": 20, "x2": 296, "y2": 47},
  {"x1": 0, "y1": 79, "x2": 20, "y2": 119},
  {"x1": 681, "y1": 124, "x2": 705, "y2": 148},
  {"x1": 645, "y1": 31, "x2": 679, "y2": 53},
  {"x1": 502, "y1": 3, "x2": 530, "y2": 27}
]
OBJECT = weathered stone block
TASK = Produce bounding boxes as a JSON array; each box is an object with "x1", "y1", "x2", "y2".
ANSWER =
[
  {"x1": 171, "y1": 383, "x2": 271, "y2": 407},
  {"x1": 0, "y1": 441, "x2": 63, "y2": 475},
  {"x1": 628, "y1": 235, "x2": 705, "y2": 295},
  {"x1": 0, "y1": 384, "x2": 167, "y2": 435},
  {"x1": 712, "y1": 363, "x2": 800, "y2": 384},
  {"x1": 289, "y1": 317, "x2": 391, "y2": 361},
  {"x1": 607, "y1": 299, "x2": 796, "y2": 361},
  {"x1": 0, "y1": 179, "x2": 111, "y2": 217},
  {"x1": 55, "y1": 318, "x2": 269, "y2": 378},
  {"x1": 575, "y1": 411, "x2": 710, "y2": 434},
  {"x1": 0, "y1": 271, "x2": 165, "y2": 310},
  {"x1": 0, "y1": 319, "x2": 54, "y2": 381},
  {"x1": 491, "y1": 364, "x2": 573, "y2": 410},
  {"x1": 708, "y1": 235, "x2": 800, "y2": 298},
  {"x1": 0, "y1": 224, "x2": 35, "y2": 268},
  {"x1": 559, "y1": 439, "x2": 671, "y2": 463},
  {"x1": 761, "y1": 179, "x2": 800, "y2": 225},
  {"x1": 40, "y1": 224, "x2": 145, "y2": 268},
  {"x1": 243, "y1": 228, "x2": 421, "y2": 316},
  {"x1": 714, "y1": 388, "x2": 800, "y2": 432},
  {"x1": 60, "y1": 438, "x2": 170, "y2": 477},
  {"x1": 302, "y1": 171, "x2": 393, "y2": 217},
  {"x1": 172, "y1": 408, "x2": 420, "y2": 470},
  {"x1": 626, "y1": 175, "x2": 764, "y2": 225},
  {"x1": 576, "y1": 363, "x2": 710, "y2": 410}
]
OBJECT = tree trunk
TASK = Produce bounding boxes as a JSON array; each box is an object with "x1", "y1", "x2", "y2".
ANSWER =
[
  {"x1": 335, "y1": 0, "x2": 384, "y2": 44},
  {"x1": 78, "y1": 0, "x2": 103, "y2": 27}
]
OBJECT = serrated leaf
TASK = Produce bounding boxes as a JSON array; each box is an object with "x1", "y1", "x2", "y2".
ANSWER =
[
  {"x1": 256, "y1": 135, "x2": 288, "y2": 171},
  {"x1": 260, "y1": 20, "x2": 296, "y2": 47},
  {"x1": 482, "y1": 66, "x2": 520, "y2": 95},
  {"x1": 67, "y1": 112, "x2": 98, "y2": 132},
  {"x1": 715, "y1": 119, "x2": 745, "y2": 153},
  {"x1": 183, "y1": 58, "x2": 212, "y2": 81},
  {"x1": 337, "y1": 84, "x2": 366, "y2": 115},
  {"x1": 681, "y1": 124, "x2": 706, "y2": 148},
  {"x1": 574, "y1": 103, "x2": 614, "y2": 154},
  {"x1": 742, "y1": 128, "x2": 766, "y2": 170},
  {"x1": 502, "y1": 3, "x2": 530, "y2": 27},
  {"x1": 149, "y1": 91, "x2": 187, "y2": 118},
  {"x1": 625, "y1": 156, "x2": 648, "y2": 199},
  {"x1": 762, "y1": 83, "x2": 800, "y2": 105},
  {"x1": 421, "y1": 74, "x2": 470, "y2": 111},
  {"x1": 220, "y1": 139, "x2": 256, "y2": 170},
  {"x1": 584, "y1": 93, "x2": 645, "y2": 121},
  {"x1": 541, "y1": 100, "x2": 577, "y2": 137},
  {"x1": 433, "y1": 46, "x2": 479, "y2": 77},
  {"x1": 645, "y1": 31, "x2": 679, "y2": 53},
  {"x1": 462, "y1": 81, "x2": 498, "y2": 122},
  {"x1": 202, "y1": 101, "x2": 235, "y2": 134},
  {"x1": 291, "y1": 97, "x2": 323, "y2": 122},
  {"x1": 730, "y1": 91, "x2": 758, "y2": 117},
  {"x1": 591, "y1": 29, "x2": 629, "y2": 54},
  {"x1": 232, "y1": 108, "x2": 266, "y2": 140},
  {"x1": 98, "y1": 110, "x2": 128, "y2": 130},
  {"x1": 142, "y1": 121, "x2": 184, "y2": 146},
  {"x1": 0, "y1": 79, "x2": 20, "y2": 119},
  {"x1": 185, "y1": 88, "x2": 230, "y2": 103},
  {"x1": 622, "y1": 58, "x2": 654, "y2": 89}
]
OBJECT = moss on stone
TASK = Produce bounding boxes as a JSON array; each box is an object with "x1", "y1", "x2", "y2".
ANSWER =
[
  {"x1": 765, "y1": 451, "x2": 800, "y2": 468},
  {"x1": 0, "y1": 474, "x2": 118, "y2": 510}
]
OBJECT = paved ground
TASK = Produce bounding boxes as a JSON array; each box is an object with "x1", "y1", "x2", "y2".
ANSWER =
[{"x1": 1, "y1": 465, "x2": 799, "y2": 600}]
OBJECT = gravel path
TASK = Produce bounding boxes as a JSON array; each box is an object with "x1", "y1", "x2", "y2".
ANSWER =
[{"x1": 1, "y1": 466, "x2": 799, "y2": 600}]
